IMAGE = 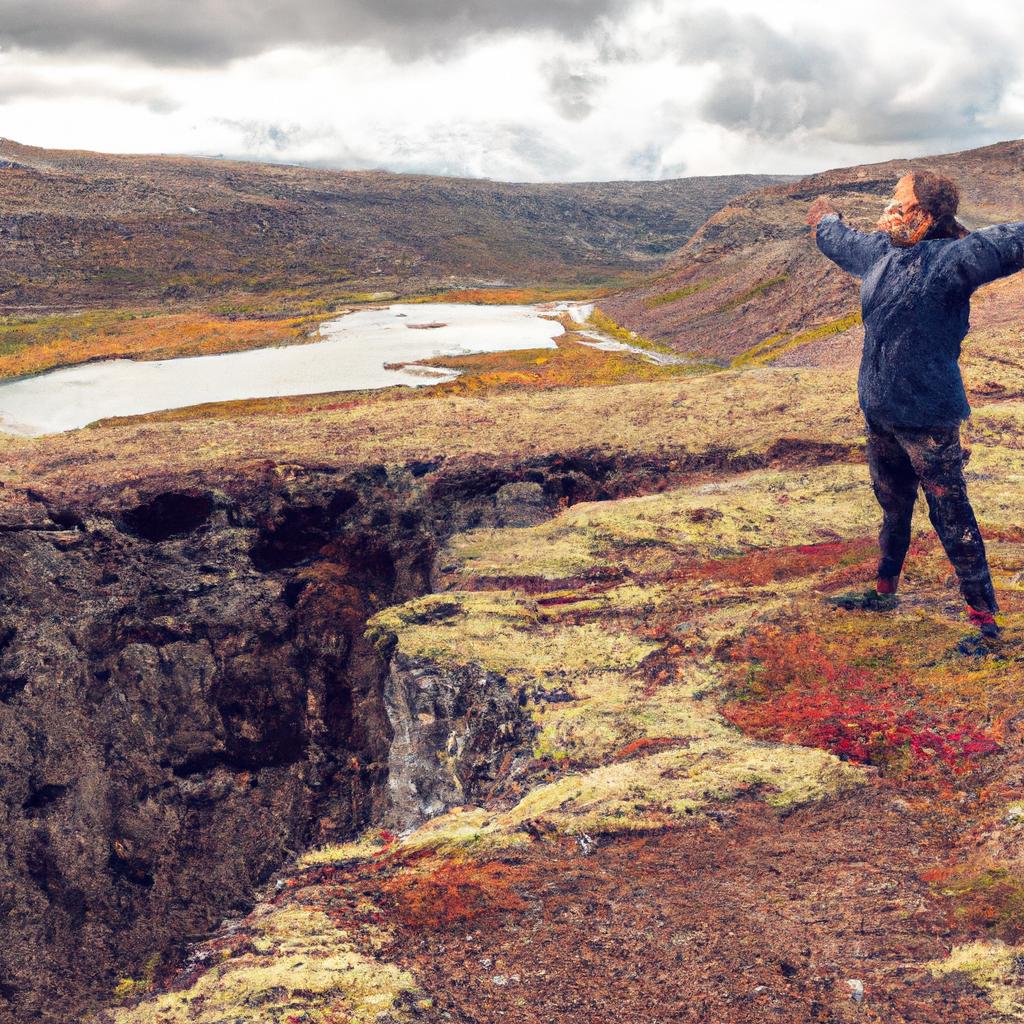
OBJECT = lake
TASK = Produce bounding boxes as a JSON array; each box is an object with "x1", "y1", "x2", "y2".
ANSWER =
[{"x1": 0, "y1": 303, "x2": 564, "y2": 436}]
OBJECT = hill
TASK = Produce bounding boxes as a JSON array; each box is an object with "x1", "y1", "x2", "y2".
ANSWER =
[
  {"x1": 599, "y1": 138, "x2": 1024, "y2": 370},
  {"x1": 0, "y1": 139, "x2": 790, "y2": 310}
]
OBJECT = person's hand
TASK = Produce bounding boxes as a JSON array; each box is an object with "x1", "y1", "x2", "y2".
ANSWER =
[{"x1": 806, "y1": 196, "x2": 840, "y2": 232}]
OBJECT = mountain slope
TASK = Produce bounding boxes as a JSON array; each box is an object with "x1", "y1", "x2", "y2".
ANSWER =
[
  {"x1": 0, "y1": 139, "x2": 791, "y2": 310},
  {"x1": 599, "y1": 138, "x2": 1024, "y2": 368}
]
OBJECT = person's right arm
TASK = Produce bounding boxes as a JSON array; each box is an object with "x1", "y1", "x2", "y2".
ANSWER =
[
  {"x1": 942, "y1": 222, "x2": 1024, "y2": 290},
  {"x1": 814, "y1": 213, "x2": 890, "y2": 279}
]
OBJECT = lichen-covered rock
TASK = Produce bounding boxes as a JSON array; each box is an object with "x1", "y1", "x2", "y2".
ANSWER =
[{"x1": 382, "y1": 652, "x2": 534, "y2": 830}]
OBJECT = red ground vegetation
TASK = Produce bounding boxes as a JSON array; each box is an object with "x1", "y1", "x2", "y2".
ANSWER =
[
  {"x1": 378, "y1": 857, "x2": 536, "y2": 930},
  {"x1": 672, "y1": 539, "x2": 876, "y2": 587},
  {"x1": 921, "y1": 859, "x2": 1024, "y2": 942},
  {"x1": 721, "y1": 627, "x2": 1001, "y2": 775}
]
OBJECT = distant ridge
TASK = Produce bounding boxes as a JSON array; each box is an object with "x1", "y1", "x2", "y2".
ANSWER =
[{"x1": 0, "y1": 139, "x2": 793, "y2": 309}]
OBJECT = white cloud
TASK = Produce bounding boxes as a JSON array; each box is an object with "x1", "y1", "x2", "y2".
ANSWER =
[{"x1": 1, "y1": 0, "x2": 1023, "y2": 180}]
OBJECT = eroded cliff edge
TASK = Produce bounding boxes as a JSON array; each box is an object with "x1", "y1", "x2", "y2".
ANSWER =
[{"x1": 0, "y1": 446, "x2": 753, "y2": 1023}]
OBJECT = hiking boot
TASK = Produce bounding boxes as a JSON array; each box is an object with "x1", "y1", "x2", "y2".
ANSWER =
[
  {"x1": 956, "y1": 607, "x2": 1003, "y2": 656},
  {"x1": 967, "y1": 606, "x2": 1002, "y2": 640},
  {"x1": 825, "y1": 588, "x2": 899, "y2": 612}
]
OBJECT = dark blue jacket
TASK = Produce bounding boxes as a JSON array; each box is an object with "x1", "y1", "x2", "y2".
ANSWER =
[{"x1": 815, "y1": 213, "x2": 1024, "y2": 429}]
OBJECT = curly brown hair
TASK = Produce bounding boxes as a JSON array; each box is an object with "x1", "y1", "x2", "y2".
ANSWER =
[
  {"x1": 910, "y1": 171, "x2": 969, "y2": 239},
  {"x1": 910, "y1": 170, "x2": 960, "y2": 218}
]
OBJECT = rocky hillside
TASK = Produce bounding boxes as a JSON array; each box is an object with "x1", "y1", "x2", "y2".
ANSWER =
[
  {"x1": 0, "y1": 139, "x2": 790, "y2": 310},
  {"x1": 599, "y1": 138, "x2": 1024, "y2": 367}
]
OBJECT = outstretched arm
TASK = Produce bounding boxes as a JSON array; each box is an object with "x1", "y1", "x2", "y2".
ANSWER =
[
  {"x1": 942, "y1": 222, "x2": 1024, "y2": 290},
  {"x1": 812, "y1": 211, "x2": 890, "y2": 279}
]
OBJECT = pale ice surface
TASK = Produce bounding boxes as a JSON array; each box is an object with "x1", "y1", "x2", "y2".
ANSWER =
[{"x1": 0, "y1": 303, "x2": 563, "y2": 436}]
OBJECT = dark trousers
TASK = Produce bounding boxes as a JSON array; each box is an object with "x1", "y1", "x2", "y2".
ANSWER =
[{"x1": 865, "y1": 416, "x2": 997, "y2": 612}]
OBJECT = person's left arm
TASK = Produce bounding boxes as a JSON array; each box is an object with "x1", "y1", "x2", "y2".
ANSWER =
[{"x1": 939, "y1": 222, "x2": 1024, "y2": 290}]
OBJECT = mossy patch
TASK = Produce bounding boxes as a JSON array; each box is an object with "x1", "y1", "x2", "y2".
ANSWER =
[
  {"x1": 492, "y1": 737, "x2": 859, "y2": 836},
  {"x1": 928, "y1": 940, "x2": 1024, "y2": 1019},
  {"x1": 443, "y1": 463, "x2": 880, "y2": 582},
  {"x1": 366, "y1": 591, "x2": 659, "y2": 681},
  {"x1": 296, "y1": 830, "x2": 392, "y2": 869},
  {"x1": 443, "y1": 451, "x2": 1024, "y2": 590},
  {"x1": 102, "y1": 902, "x2": 422, "y2": 1024},
  {"x1": 731, "y1": 311, "x2": 862, "y2": 368},
  {"x1": 586, "y1": 307, "x2": 679, "y2": 357},
  {"x1": 715, "y1": 274, "x2": 789, "y2": 314},
  {"x1": 643, "y1": 277, "x2": 719, "y2": 308}
]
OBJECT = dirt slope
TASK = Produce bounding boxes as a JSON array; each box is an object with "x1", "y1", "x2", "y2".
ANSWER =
[{"x1": 600, "y1": 138, "x2": 1024, "y2": 368}]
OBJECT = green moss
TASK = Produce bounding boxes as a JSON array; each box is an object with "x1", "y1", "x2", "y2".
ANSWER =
[
  {"x1": 732, "y1": 311, "x2": 862, "y2": 368},
  {"x1": 531, "y1": 665, "x2": 727, "y2": 763},
  {"x1": 105, "y1": 902, "x2": 422, "y2": 1024},
  {"x1": 296, "y1": 830, "x2": 390, "y2": 868},
  {"x1": 715, "y1": 274, "x2": 789, "y2": 314},
  {"x1": 393, "y1": 807, "x2": 532, "y2": 858},
  {"x1": 366, "y1": 591, "x2": 659, "y2": 681},
  {"x1": 112, "y1": 954, "x2": 161, "y2": 1004},
  {"x1": 644, "y1": 278, "x2": 718, "y2": 308},
  {"x1": 442, "y1": 463, "x2": 878, "y2": 582},
  {"x1": 493, "y1": 736, "x2": 860, "y2": 835},
  {"x1": 0, "y1": 308, "x2": 136, "y2": 358},
  {"x1": 586, "y1": 307, "x2": 679, "y2": 357},
  {"x1": 928, "y1": 940, "x2": 1024, "y2": 1018}
]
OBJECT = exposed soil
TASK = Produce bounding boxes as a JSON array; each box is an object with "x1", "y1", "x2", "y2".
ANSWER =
[{"x1": 382, "y1": 790, "x2": 995, "y2": 1023}]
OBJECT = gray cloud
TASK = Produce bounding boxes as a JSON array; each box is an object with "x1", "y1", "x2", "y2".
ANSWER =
[
  {"x1": 663, "y1": 10, "x2": 1024, "y2": 150},
  {"x1": 0, "y1": 0, "x2": 633, "y2": 66},
  {"x1": 215, "y1": 118, "x2": 321, "y2": 154},
  {"x1": 543, "y1": 62, "x2": 606, "y2": 120},
  {"x1": 390, "y1": 121, "x2": 580, "y2": 179},
  {"x1": 0, "y1": 69, "x2": 177, "y2": 112},
  {"x1": 624, "y1": 142, "x2": 687, "y2": 179},
  {"x1": 2, "y1": 1, "x2": 1023, "y2": 182}
]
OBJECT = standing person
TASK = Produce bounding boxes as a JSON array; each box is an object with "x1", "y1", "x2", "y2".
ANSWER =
[{"x1": 806, "y1": 170, "x2": 1024, "y2": 640}]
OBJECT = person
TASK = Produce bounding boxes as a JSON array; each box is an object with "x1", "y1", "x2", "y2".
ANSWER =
[{"x1": 806, "y1": 170, "x2": 1024, "y2": 640}]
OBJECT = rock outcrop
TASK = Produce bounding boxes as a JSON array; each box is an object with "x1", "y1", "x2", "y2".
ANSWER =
[
  {"x1": 0, "y1": 447, "x2": 737, "y2": 1023},
  {"x1": 380, "y1": 652, "x2": 533, "y2": 830}
]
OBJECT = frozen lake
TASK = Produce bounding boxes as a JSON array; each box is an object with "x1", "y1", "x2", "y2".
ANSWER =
[{"x1": 0, "y1": 303, "x2": 564, "y2": 436}]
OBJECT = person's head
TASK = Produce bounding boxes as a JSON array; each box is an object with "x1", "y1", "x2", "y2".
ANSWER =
[{"x1": 877, "y1": 170, "x2": 968, "y2": 246}]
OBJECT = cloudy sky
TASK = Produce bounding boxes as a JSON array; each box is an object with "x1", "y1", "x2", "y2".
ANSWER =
[{"x1": 2, "y1": 0, "x2": 1024, "y2": 181}]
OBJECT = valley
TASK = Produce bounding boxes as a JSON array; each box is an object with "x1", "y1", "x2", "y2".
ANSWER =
[{"x1": 2, "y1": 138, "x2": 1024, "y2": 1023}]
